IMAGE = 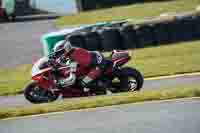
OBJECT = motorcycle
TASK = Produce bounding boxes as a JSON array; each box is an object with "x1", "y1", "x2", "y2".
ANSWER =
[{"x1": 24, "y1": 50, "x2": 144, "y2": 104}]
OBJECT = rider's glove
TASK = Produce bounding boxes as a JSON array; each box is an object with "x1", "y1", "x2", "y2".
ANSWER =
[
  {"x1": 55, "y1": 80, "x2": 65, "y2": 89},
  {"x1": 69, "y1": 62, "x2": 78, "y2": 73},
  {"x1": 48, "y1": 53, "x2": 56, "y2": 60}
]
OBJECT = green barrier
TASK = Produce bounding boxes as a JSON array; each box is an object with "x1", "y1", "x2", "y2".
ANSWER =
[
  {"x1": 41, "y1": 27, "x2": 87, "y2": 56},
  {"x1": 2, "y1": 0, "x2": 15, "y2": 15},
  {"x1": 41, "y1": 34, "x2": 66, "y2": 56}
]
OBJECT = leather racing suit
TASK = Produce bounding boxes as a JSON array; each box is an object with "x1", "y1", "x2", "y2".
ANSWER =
[{"x1": 52, "y1": 47, "x2": 111, "y2": 90}]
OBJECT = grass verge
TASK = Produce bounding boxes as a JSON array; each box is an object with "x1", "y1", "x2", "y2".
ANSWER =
[
  {"x1": 129, "y1": 41, "x2": 200, "y2": 77},
  {"x1": 56, "y1": 0, "x2": 199, "y2": 27},
  {"x1": 1, "y1": 40, "x2": 200, "y2": 96},
  {"x1": 0, "y1": 64, "x2": 31, "y2": 96},
  {"x1": 0, "y1": 86, "x2": 200, "y2": 120}
]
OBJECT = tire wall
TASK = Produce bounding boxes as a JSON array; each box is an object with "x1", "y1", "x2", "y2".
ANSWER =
[
  {"x1": 80, "y1": 0, "x2": 174, "y2": 11},
  {"x1": 72, "y1": 9, "x2": 200, "y2": 51}
]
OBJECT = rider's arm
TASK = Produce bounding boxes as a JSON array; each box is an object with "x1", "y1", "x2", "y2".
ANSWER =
[
  {"x1": 68, "y1": 61, "x2": 78, "y2": 73},
  {"x1": 60, "y1": 61, "x2": 78, "y2": 87},
  {"x1": 49, "y1": 49, "x2": 65, "y2": 59}
]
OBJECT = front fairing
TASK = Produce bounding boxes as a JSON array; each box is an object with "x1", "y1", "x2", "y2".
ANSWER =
[
  {"x1": 31, "y1": 57, "x2": 55, "y2": 90},
  {"x1": 31, "y1": 57, "x2": 51, "y2": 77}
]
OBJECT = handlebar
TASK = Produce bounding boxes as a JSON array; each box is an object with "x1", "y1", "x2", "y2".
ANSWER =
[{"x1": 47, "y1": 57, "x2": 59, "y2": 69}]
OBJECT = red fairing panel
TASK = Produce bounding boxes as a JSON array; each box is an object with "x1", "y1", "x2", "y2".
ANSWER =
[
  {"x1": 32, "y1": 71, "x2": 54, "y2": 91},
  {"x1": 113, "y1": 57, "x2": 130, "y2": 66}
]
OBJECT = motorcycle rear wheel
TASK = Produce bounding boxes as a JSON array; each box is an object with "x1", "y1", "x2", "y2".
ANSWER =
[
  {"x1": 118, "y1": 67, "x2": 144, "y2": 91},
  {"x1": 24, "y1": 81, "x2": 59, "y2": 104}
]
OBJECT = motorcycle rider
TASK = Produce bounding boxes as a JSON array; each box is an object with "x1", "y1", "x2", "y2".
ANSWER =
[{"x1": 50, "y1": 39, "x2": 112, "y2": 94}]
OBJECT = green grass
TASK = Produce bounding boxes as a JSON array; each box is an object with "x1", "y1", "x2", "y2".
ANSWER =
[
  {"x1": 130, "y1": 41, "x2": 200, "y2": 77},
  {"x1": 0, "y1": 40, "x2": 200, "y2": 96},
  {"x1": 0, "y1": 64, "x2": 31, "y2": 96},
  {"x1": 0, "y1": 85, "x2": 200, "y2": 120},
  {"x1": 56, "y1": 0, "x2": 199, "y2": 27}
]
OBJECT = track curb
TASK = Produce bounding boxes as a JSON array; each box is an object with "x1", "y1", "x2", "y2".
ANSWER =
[{"x1": 145, "y1": 72, "x2": 200, "y2": 81}]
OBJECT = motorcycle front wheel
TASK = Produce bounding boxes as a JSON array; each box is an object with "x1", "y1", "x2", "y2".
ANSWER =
[{"x1": 24, "y1": 81, "x2": 59, "y2": 104}]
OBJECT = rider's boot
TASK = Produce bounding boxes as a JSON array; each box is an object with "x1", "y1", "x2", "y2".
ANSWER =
[
  {"x1": 97, "y1": 80, "x2": 112, "y2": 95},
  {"x1": 55, "y1": 79, "x2": 66, "y2": 90}
]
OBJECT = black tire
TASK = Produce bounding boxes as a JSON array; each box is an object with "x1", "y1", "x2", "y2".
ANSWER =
[
  {"x1": 10, "y1": 14, "x2": 16, "y2": 21},
  {"x1": 119, "y1": 24, "x2": 138, "y2": 49},
  {"x1": 83, "y1": 31, "x2": 102, "y2": 51},
  {"x1": 167, "y1": 20, "x2": 180, "y2": 43},
  {"x1": 153, "y1": 22, "x2": 171, "y2": 45},
  {"x1": 66, "y1": 33, "x2": 86, "y2": 48},
  {"x1": 177, "y1": 16, "x2": 196, "y2": 41},
  {"x1": 135, "y1": 24, "x2": 157, "y2": 48},
  {"x1": 2, "y1": 10, "x2": 15, "y2": 22},
  {"x1": 193, "y1": 15, "x2": 200, "y2": 39},
  {"x1": 97, "y1": 27, "x2": 123, "y2": 51},
  {"x1": 24, "y1": 81, "x2": 59, "y2": 104},
  {"x1": 3, "y1": 10, "x2": 9, "y2": 21},
  {"x1": 119, "y1": 67, "x2": 144, "y2": 91}
]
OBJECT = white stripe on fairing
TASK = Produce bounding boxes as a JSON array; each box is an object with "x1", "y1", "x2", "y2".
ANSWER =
[{"x1": 32, "y1": 67, "x2": 52, "y2": 77}]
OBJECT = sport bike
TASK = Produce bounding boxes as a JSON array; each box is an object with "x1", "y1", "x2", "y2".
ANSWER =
[{"x1": 24, "y1": 50, "x2": 144, "y2": 104}]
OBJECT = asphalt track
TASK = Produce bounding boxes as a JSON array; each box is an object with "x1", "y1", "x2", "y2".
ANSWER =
[
  {"x1": 0, "y1": 74, "x2": 200, "y2": 108},
  {"x1": 0, "y1": 15, "x2": 57, "y2": 68},
  {"x1": 0, "y1": 98, "x2": 200, "y2": 133}
]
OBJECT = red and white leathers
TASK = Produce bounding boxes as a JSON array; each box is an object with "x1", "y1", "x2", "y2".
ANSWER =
[
  {"x1": 58, "y1": 47, "x2": 104, "y2": 89},
  {"x1": 70, "y1": 47, "x2": 103, "y2": 85}
]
